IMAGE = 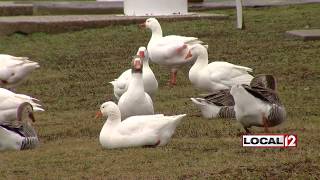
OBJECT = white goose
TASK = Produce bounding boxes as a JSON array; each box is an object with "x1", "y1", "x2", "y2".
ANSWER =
[
  {"x1": 110, "y1": 47, "x2": 158, "y2": 100},
  {"x1": 96, "y1": 101, "x2": 186, "y2": 149},
  {"x1": 117, "y1": 57, "x2": 154, "y2": 120},
  {"x1": 0, "y1": 55, "x2": 40, "y2": 89},
  {"x1": 140, "y1": 18, "x2": 204, "y2": 85},
  {"x1": 0, "y1": 102, "x2": 39, "y2": 151},
  {"x1": 186, "y1": 44, "x2": 254, "y2": 92},
  {"x1": 230, "y1": 75, "x2": 286, "y2": 133}
]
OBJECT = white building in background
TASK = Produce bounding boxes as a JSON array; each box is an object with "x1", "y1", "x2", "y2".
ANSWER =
[{"x1": 97, "y1": 0, "x2": 188, "y2": 16}]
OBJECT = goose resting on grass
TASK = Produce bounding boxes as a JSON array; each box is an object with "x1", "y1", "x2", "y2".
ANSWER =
[
  {"x1": 140, "y1": 18, "x2": 204, "y2": 86},
  {"x1": 0, "y1": 102, "x2": 39, "y2": 151},
  {"x1": 0, "y1": 88, "x2": 44, "y2": 126},
  {"x1": 110, "y1": 47, "x2": 158, "y2": 100},
  {"x1": 0, "y1": 55, "x2": 40, "y2": 89},
  {"x1": 96, "y1": 101, "x2": 186, "y2": 149},
  {"x1": 186, "y1": 44, "x2": 253, "y2": 92},
  {"x1": 117, "y1": 57, "x2": 154, "y2": 120}
]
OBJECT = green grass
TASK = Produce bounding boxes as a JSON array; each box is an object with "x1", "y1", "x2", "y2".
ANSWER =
[{"x1": 0, "y1": 4, "x2": 320, "y2": 179}]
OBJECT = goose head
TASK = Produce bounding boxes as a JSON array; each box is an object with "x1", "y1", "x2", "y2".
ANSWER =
[
  {"x1": 250, "y1": 74, "x2": 277, "y2": 90},
  {"x1": 136, "y1": 47, "x2": 149, "y2": 63},
  {"x1": 17, "y1": 102, "x2": 35, "y2": 123},
  {"x1": 131, "y1": 56, "x2": 143, "y2": 74},
  {"x1": 140, "y1": 18, "x2": 161, "y2": 32},
  {"x1": 96, "y1": 101, "x2": 121, "y2": 120},
  {"x1": 185, "y1": 44, "x2": 208, "y2": 61}
]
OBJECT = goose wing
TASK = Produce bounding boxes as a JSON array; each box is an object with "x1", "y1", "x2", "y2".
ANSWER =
[
  {"x1": 203, "y1": 89, "x2": 235, "y2": 106},
  {"x1": 250, "y1": 74, "x2": 277, "y2": 90},
  {"x1": 243, "y1": 85, "x2": 282, "y2": 105},
  {"x1": 117, "y1": 114, "x2": 166, "y2": 136}
]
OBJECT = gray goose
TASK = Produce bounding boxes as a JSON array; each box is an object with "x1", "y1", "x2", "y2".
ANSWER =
[
  {"x1": 191, "y1": 75, "x2": 285, "y2": 133},
  {"x1": 231, "y1": 75, "x2": 286, "y2": 133}
]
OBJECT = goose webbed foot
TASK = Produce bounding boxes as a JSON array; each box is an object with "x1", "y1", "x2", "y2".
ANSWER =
[{"x1": 168, "y1": 70, "x2": 178, "y2": 86}]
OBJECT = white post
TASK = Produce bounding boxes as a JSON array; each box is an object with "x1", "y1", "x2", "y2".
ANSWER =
[
  {"x1": 236, "y1": 0, "x2": 244, "y2": 29},
  {"x1": 124, "y1": 0, "x2": 188, "y2": 16}
]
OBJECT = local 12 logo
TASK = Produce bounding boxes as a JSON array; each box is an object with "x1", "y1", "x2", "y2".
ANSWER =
[{"x1": 242, "y1": 134, "x2": 297, "y2": 148}]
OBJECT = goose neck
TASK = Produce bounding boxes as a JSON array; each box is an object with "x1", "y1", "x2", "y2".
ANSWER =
[
  {"x1": 101, "y1": 112, "x2": 121, "y2": 132},
  {"x1": 150, "y1": 26, "x2": 163, "y2": 40},
  {"x1": 128, "y1": 72, "x2": 144, "y2": 92},
  {"x1": 143, "y1": 60, "x2": 150, "y2": 69},
  {"x1": 191, "y1": 52, "x2": 209, "y2": 71}
]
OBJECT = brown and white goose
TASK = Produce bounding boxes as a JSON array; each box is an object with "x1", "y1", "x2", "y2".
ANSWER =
[
  {"x1": 0, "y1": 102, "x2": 39, "y2": 151},
  {"x1": 191, "y1": 75, "x2": 285, "y2": 133},
  {"x1": 231, "y1": 75, "x2": 286, "y2": 133},
  {"x1": 190, "y1": 75, "x2": 277, "y2": 120},
  {"x1": 191, "y1": 89, "x2": 235, "y2": 119}
]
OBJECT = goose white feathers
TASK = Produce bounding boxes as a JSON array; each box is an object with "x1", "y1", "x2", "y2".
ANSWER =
[
  {"x1": 141, "y1": 18, "x2": 204, "y2": 85},
  {"x1": 110, "y1": 47, "x2": 158, "y2": 99},
  {"x1": 187, "y1": 44, "x2": 253, "y2": 92},
  {"x1": 230, "y1": 75, "x2": 286, "y2": 133},
  {"x1": 0, "y1": 102, "x2": 39, "y2": 151},
  {"x1": 0, "y1": 54, "x2": 40, "y2": 89},
  {"x1": 117, "y1": 57, "x2": 154, "y2": 120},
  {"x1": 96, "y1": 101, "x2": 186, "y2": 149}
]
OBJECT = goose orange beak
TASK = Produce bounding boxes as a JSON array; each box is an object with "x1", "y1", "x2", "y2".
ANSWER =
[
  {"x1": 95, "y1": 111, "x2": 103, "y2": 118},
  {"x1": 185, "y1": 50, "x2": 192, "y2": 60}
]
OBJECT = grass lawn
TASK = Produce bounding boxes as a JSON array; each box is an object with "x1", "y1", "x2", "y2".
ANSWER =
[{"x1": 0, "y1": 4, "x2": 319, "y2": 179}]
